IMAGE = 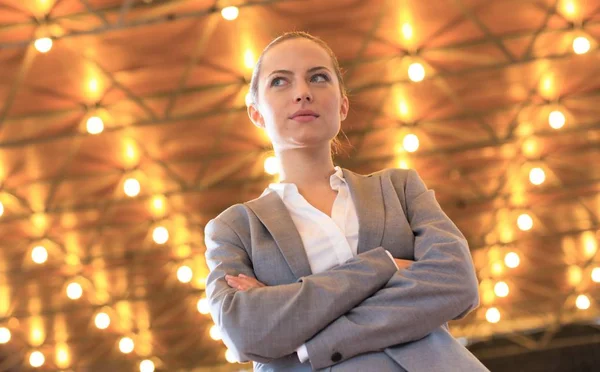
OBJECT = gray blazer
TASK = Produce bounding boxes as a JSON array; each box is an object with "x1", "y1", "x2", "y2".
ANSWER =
[{"x1": 204, "y1": 168, "x2": 490, "y2": 372}]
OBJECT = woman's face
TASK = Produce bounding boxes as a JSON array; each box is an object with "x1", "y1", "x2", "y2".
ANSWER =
[{"x1": 248, "y1": 38, "x2": 349, "y2": 151}]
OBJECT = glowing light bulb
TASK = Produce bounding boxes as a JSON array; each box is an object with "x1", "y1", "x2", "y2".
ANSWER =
[
  {"x1": 401, "y1": 23, "x2": 413, "y2": 40},
  {"x1": 210, "y1": 325, "x2": 222, "y2": 340},
  {"x1": 86, "y1": 116, "x2": 104, "y2": 135},
  {"x1": 494, "y1": 281, "x2": 509, "y2": 297},
  {"x1": 244, "y1": 49, "x2": 255, "y2": 69},
  {"x1": 549, "y1": 110, "x2": 566, "y2": 129},
  {"x1": 225, "y1": 349, "x2": 238, "y2": 363},
  {"x1": 504, "y1": 252, "x2": 520, "y2": 268},
  {"x1": 124, "y1": 178, "x2": 141, "y2": 197},
  {"x1": 34, "y1": 37, "x2": 52, "y2": 53},
  {"x1": 197, "y1": 298, "x2": 210, "y2": 314},
  {"x1": 486, "y1": 307, "x2": 501, "y2": 323},
  {"x1": 264, "y1": 156, "x2": 279, "y2": 175},
  {"x1": 152, "y1": 226, "x2": 169, "y2": 245},
  {"x1": 0, "y1": 327, "x2": 10, "y2": 343},
  {"x1": 31, "y1": 245, "x2": 48, "y2": 264},
  {"x1": 529, "y1": 167, "x2": 546, "y2": 185},
  {"x1": 221, "y1": 6, "x2": 239, "y2": 21},
  {"x1": 119, "y1": 337, "x2": 134, "y2": 354},
  {"x1": 30, "y1": 351, "x2": 45, "y2": 367},
  {"x1": 177, "y1": 265, "x2": 193, "y2": 283},
  {"x1": 402, "y1": 134, "x2": 420, "y2": 152},
  {"x1": 573, "y1": 36, "x2": 591, "y2": 55},
  {"x1": 95, "y1": 312, "x2": 110, "y2": 329},
  {"x1": 66, "y1": 282, "x2": 83, "y2": 300},
  {"x1": 576, "y1": 294, "x2": 591, "y2": 310},
  {"x1": 517, "y1": 213, "x2": 533, "y2": 231},
  {"x1": 140, "y1": 359, "x2": 155, "y2": 372},
  {"x1": 0, "y1": 201, "x2": 4, "y2": 217},
  {"x1": 408, "y1": 62, "x2": 425, "y2": 82},
  {"x1": 592, "y1": 267, "x2": 600, "y2": 283}
]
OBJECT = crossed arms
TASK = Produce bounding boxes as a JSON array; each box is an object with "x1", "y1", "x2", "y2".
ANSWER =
[{"x1": 203, "y1": 169, "x2": 480, "y2": 370}]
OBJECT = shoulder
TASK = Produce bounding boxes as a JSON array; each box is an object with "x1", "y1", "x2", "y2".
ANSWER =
[
  {"x1": 358, "y1": 167, "x2": 421, "y2": 186},
  {"x1": 204, "y1": 191, "x2": 276, "y2": 237}
]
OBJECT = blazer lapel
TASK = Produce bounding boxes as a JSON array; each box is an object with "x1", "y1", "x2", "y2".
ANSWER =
[
  {"x1": 245, "y1": 192, "x2": 313, "y2": 279},
  {"x1": 342, "y1": 168, "x2": 386, "y2": 254}
]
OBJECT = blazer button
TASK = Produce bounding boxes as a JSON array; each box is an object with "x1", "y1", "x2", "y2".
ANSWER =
[{"x1": 331, "y1": 352, "x2": 342, "y2": 362}]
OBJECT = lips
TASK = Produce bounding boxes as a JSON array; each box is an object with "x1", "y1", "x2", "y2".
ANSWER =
[{"x1": 290, "y1": 109, "x2": 320, "y2": 119}]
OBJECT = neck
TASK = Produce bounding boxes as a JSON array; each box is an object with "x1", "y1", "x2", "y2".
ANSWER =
[{"x1": 275, "y1": 144, "x2": 336, "y2": 189}]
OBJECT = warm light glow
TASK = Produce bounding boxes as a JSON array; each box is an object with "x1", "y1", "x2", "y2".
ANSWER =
[
  {"x1": 264, "y1": 156, "x2": 279, "y2": 175},
  {"x1": 95, "y1": 312, "x2": 110, "y2": 329},
  {"x1": 30, "y1": 351, "x2": 45, "y2": 368},
  {"x1": 491, "y1": 262, "x2": 504, "y2": 276},
  {"x1": 397, "y1": 158, "x2": 410, "y2": 170},
  {"x1": 210, "y1": 324, "x2": 222, "y2": 340},
  {"x1": 402, "y1": 134, "x2": 420, "y2": 152},
  {"x1": 225, "y1": 349, "x2": 238, "y2": 363},
  {"x1": 221, "y1": 6, "x2": 239, "y2": 21},
  {"x1": 529, "y1": 167, "x2": 546, "y2": 185},
  {"x1": 177, "y1": 265, "x2": 193, "y2": 283},
  {"x1": 124, "y1": 178, "x2": 141, "y2": 197},
  {"x1": 0, "y1": 327, "x2": 10, "y2": 344},
  {"x1": 486, "y1": 307, "x2": 501, "y2": 323},
  {"x1": 245, "y1": 92, "x2": 252, "y2": 107},
  {"x1": 86, "y1": 116, "x2": 104, "y2": 135},
  {"x1": 583, "y1": 231, "x2": 597, "y2": 258},
  {"x1": 494, "y1": 281, "x2": 509, "y2": 297},
  {"x1": 591, "y1": 267, "x2": 600, "y2": 283},
  {"x1": 119, "y1": 337, "x2": 134, "y2": 354},
  {"x1": 573, "y1": 36, "x2": 591, "y2": 55},
  {"x1": 34, "y1": 37, "x2": 52, "y2": 53},
  {"x1": 576, "y1": 294, "x2": 591, "y2": 310},
  {"x1": 568, "y1": 265, "x2": 582, "y2": 286},
  {"x1": 244, "y1": 49, "x2": 255, "y2": 69},
  {"x1": 151, "y1": 195, "x2": 166, "y2": 215},
  {"x1": 0, "y1": 201, "x2": 4, "y2": 217},
  {"x1": 401, "y1": 23, "x2": 413, "y2": 40},
  {"x1": 408, "y1": 62, "x2": 425, "y2": 82},
  {"x1": 124, "y1": 139, "x2": 139, "y2": 166},
  {"x1": 152, "y1": 226, "x2": 169, "y2": 245},
  {"x1": 549, "y1": 110, "x2": 566, "y2": 129},
  {"x1": 562, "y1": 0, "x2": 577, "y2": 16},
  {"x1": 31, "y1": 245, "x2": 48, "y2": 264},
  {"x1": 66, "y1": 282, "x2": 83, "y2": 300},
  {"x1": 56, "y1": 345, "x2": 70, "y2": 368},
  {"x1": 517, "y1": 213, "x2": 533, "y2": 231},
  {"x1": 140, "y1": 359, "x2": 155, "y2": 372},
  {"x1": 197, "y1": 298, "x2": 210, "y2": 314},
  {"x1": 504, "y1": 252, "x2": 520, "y2": 268}
]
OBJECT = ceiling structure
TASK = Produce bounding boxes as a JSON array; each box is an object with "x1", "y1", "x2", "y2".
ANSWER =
[{"x1": 0, "y1": 0, "x2": 599, "y2": 370}]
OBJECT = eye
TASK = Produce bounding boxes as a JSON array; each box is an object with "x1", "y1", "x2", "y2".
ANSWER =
[
  {"x1": 311, "y1": 73, "x2": 330, "y2": 83},
  {"x1": 270, "y1": 77, "x2": 286, "y2": 87}
]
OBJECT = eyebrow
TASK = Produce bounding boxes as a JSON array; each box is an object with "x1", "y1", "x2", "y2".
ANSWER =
[{"x1": 267, "y1": 66, "x2": 331, "y2": 78}]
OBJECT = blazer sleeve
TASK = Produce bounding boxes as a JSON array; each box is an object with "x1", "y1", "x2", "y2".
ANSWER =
[
  {"x1": 302, "y1": 168, "x2": 480, "y2": 370},
  {"x1": 204, "y1": 217, "x2": 398, "y2": 363}
]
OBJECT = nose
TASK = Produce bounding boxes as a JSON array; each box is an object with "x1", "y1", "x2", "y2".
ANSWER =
[{"x1": 294, "y1": 81, "x2": 313, "y2": 103}]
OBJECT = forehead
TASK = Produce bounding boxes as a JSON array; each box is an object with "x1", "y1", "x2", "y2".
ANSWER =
[{"x1": 260, "y1": 38, "x2": 334, "y2": 75}]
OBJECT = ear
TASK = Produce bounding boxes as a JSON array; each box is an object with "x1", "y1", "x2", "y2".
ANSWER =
[
  {"x1": 340, "y1": 95, "x2": 349, "y2": 121},
  {"x1": 247, "y1": 103, "x2": 265, "y2": 129}
]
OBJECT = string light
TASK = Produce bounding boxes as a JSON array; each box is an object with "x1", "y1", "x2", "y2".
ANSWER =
[
  {"x1": 402, "y1": 133, "x2": 420, "y2": 152},
  {"x1": 494, "y1": 281, "x2": 509, "y2": 297},
  {"x1": 0, "y1": 327, "x2": 10, "y2": 343},
  {"x1": 30, "y1": 351, "x2": 45, "y2": 368},
  {"x1": 548, "y1": 110, "x2": 566, "y2": 129},
  {"x1": 86, "y1": 116, "x2": 104, "y2": 135},
  {"x1": 504, "y1": 252, "x2": 520, "y2": 268},
  {"x1": 197, "y1": 298, "x2": 210, "y2": 314},
  {"x1": 486, "y1": 307, "x2": 501, "y2": 323},
  {"x1": 119, "y1": 337, "x2": 134, "y2": 354},
  {"x1": 31, "y1": 245, "x2": 48, "y2": 264},
  {"x1": 152, "y1": 226, "x2": 169, "y2": 245},
  {"x1": 0, "y1": 201, "x2": 4, "y2": 217},
  {"x1": 124, "y1": 178, "x2": 141, "y2": 197},
  {"x1": 576, "y1": 294, "x2": 591, "y2": 310},
  {"x1": 140, "y1": 359, "x2": 155, "y2": 372},
  {"x1": 264, "y1": 156, "x2": 279, "y2": 175},
  {"x1": 177, "y1": 265, "x2": 193, "y2": 283},
  {"x1": 95, "y1": 312, "x2": 111, "y2": 329},
  {"x1": 408, "y1": 62, "x2": 425, "y2": 82},
  {"x1": 592, "y1": 267, "x2": 600, "y2": 283},
  {"x1": 209, "y1": 325, "x2": 222, "y2": 340},
  {"x1": 573, "y1": 36, "x2": 591, "y2": 55},
  {"x1": 517, "y1": 213, "x2": 533, "y2": 231},
  {"x1": 34, "y1": 37, "x2": 52, "y2": 53},
  {"x1": 529, "y1": 167, "x2": 546, "y2": 185},
  {"x1": 221, "y1": 6, "x2": 239, "y2": 21},
  {"x1": 401, "y1": 23, "x2": 413, "y2": 40},
  {"x1": 225, "y1": 349, "x2": 238, "y2": 363},
  {"x1": 66, "y1": 282, "x2": 83, "y2": 300}
]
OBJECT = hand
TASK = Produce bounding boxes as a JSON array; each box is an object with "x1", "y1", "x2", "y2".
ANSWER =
[
  {"x1": 225, "y1": 273, "x2": 266, "y2": 291},
  {"x1": 394, "y1": 258, "x2": 414, "y2": 270}
]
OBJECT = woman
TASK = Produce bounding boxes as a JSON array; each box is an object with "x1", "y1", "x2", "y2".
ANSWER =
[{"x1": 204, "y1": 31, "x2": 489, "y2": 372}]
